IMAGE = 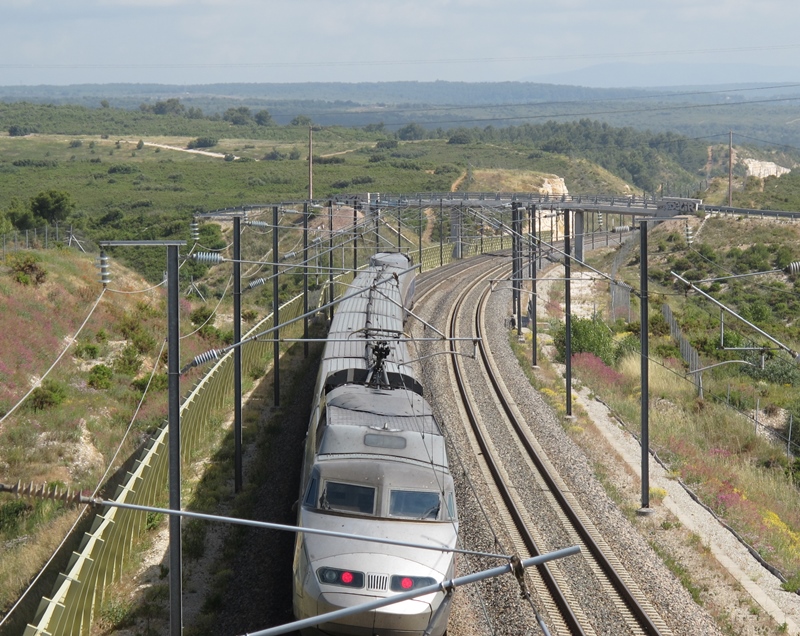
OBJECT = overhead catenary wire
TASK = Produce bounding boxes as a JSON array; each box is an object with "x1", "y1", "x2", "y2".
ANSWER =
[{"x1": 181, "y1": 262, "x2": 421, "y2": 373}]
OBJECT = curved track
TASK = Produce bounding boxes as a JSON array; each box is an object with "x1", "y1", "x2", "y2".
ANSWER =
[{"x1": 420, "y1": 254, "x2": 668, "y2": 635}]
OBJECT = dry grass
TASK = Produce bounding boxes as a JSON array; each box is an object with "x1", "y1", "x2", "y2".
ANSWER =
[
  {"x1": 470, "y1": 169, "x2": 567, "y2": 194},
  {"x1": 575, "y1": 350, "x2": 800, "y2": 583},
  {"x1": 0, "y1": 507, "x2": 83, "y2": 625},
  {"x1": 0, "y1": 248, "x2": 223, "y2": 621}
]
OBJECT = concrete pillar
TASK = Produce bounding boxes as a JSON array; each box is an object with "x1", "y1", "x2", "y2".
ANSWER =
[{"x1": 574, "y1": 209, "x2": 585, "y2": 263}]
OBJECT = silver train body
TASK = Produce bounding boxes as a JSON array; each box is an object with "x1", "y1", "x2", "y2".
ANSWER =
[{"x1": 292, "y1": 252, "x2": 459, "y2": 636}]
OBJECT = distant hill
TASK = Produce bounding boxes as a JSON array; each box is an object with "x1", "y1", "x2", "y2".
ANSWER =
[
  {"x1": 3, "y1": 80, "x2": 799, "y2": 146},
  {"x1": 524, "y1": 62, "x2": 800, "y2": 89},
  {"x1": 0, "y1": 81, "x2": 654, "y2": 109}
]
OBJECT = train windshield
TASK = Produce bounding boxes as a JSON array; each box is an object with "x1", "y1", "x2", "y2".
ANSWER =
[
  {"x1": 389, "y1": 490, "x2": 441, "y2": 520},
  {"x1": 320, "y1": 481, "x2": 375, "y2": 515}
]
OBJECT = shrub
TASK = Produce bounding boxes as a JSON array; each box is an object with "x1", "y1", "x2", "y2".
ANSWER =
[
  {"x1": 29, "y1": 379, "x2": 67, "y2": 411},
  {"x1": 390, "y1": 160, "x2": 421, "y2": 170},
  {"x1": 313, "y1": 156, "x2": 345, "y2": 165},
  {"x1": 0, "y1": 500, "x2": 30, "y2": 534},
  {"x1": 553, "y1": 315, "x2": 615, "y2": 365},
  {"x1": 448, "y1": 130, "x2": 472, "y2": 144},
  {"x1": 434, "y1": 164, "x2": 461, "y2": 175},
  {"x1": 12, "y1": 159, "x2": 58, "y2": 168},
  {"x1": 75, "y1": 342, "x2": 100, "y2": 359},
  {"x1": 188, "y1": 137, "x2": 218, "y2": 149},
  {"x1": 8, "y1": 125, "x2": 38, "y2": 136},
  {"x1": 114, "y1": 345, "x2": 142, "y2": 376},
  {"x1": 107, "y1": 164, "x2": 137, "y2": 174},
  {"x1": 88, "y1": 364, "x2": 113, "y2": 389},
  {"x1": 351, "y1": 176, "x2": 374, "y2": 185},
  {"x1": 263, "y1": 149, "x2": 286, "y2": 161},
  {"x1": 131, "y1": 373, "x2": 169, "y2": 393},
  {"x1": 8, "y1": 253, "x2": 47, "y2": 285},
  {"x1": 190, "y1": 305, "x2": 214, "y2": 326},
  {"x1": 649, "y1": 313, "x2": 670, "y2": 337},
  {"x1": 614, "y1": 333, "x2": 640, "y2": 362}
]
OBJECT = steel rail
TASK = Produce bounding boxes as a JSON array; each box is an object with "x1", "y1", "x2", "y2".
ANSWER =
[
  {"x1": 474, "y1": 275, "x2": 665, "y2": 636},
  {"x1": 447, "y1": 261, "x2": 586, "y2": 636}
]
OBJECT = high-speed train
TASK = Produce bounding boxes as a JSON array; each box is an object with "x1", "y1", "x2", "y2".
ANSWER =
[{"x1": 292, "y1": 252, "x2": 459, "y2": 636}]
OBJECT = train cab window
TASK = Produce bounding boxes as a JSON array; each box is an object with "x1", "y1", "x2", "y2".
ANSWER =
[
  {"x1": 445, "y1": 492, "x2": 457, "y2": 520},
  {"x1": 389, "y1": 490, "x2": 441, "y2": 520},
  {"x1": 320, "y1": 481, "x2": 375, "y2": 515},
  {"x1": 315, "y1": 408, "x2": 327, "y2": 449},
  {"x1": 303, "y1": 475, "x2": 319, "y2": 508}
]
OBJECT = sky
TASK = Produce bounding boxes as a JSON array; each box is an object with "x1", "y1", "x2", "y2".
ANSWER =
[{"x1": 2, "y1": 0, "x2": 800, "y2": 87}]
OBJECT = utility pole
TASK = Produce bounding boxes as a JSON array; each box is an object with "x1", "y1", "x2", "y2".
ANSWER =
[
  {"x1": 328, "y1": 200, "x2": 334, "y2": 320},
  {"x1": 273, "y1": 206, "x2": 280, "y2": 408},
  {"x1": 439, "y1": 199, "x2": 443, "y2": 267},
  {"x1": 564, "y1": 209, "x2": 573, "y2": 418},
  {"x1": 303, "y1": 203, "x2": 309, "y2": 359},
  {"x1": 639, "y1": 219, "x2": 651, "y2": 512},
  {"x1": 728, "y1": 130, "x2": 733, "y2": 207},
  {"x1": 531, "y1": 206, "x2": 538, "y2": 368},
  {"x1": 233, "y1": 216, "x2": 242, "y2": 492},
  {"x1": 308, "y1": 126, "x2": 313, "y2": 201},
  {"x1": 353, "y1": 200, "x2": 358, "y2": 272},
  {"x1": 100, "y1": 240, "x2": 186, "y2": 636}
]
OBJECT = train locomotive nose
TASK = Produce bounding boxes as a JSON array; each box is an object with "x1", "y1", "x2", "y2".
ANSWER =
[{"x1": 317, "y1": 591, "x2": 435, "y2": 636}]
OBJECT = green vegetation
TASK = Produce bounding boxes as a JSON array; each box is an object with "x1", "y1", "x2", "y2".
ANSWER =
[
  {"x1": 532, "y1": 214, "x2": 800, "y2": 594},
  {"x1": 7, "y1": 252, "x2": 48, "y2": 285},
  {"x1": 553, "y1": 315, "x2": 616, "y2": 366},
  {"x1": 29, "y1": 379, "x2": 67, "y2": 411}
]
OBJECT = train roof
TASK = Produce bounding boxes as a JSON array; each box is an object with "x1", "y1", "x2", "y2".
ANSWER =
[
  {"x1": 321, "y1": 252, "x2": 417, "y2": 379},
  {"x1": 326, "y1": 384, "x2": 440, "y2": 435},
  {"x1": 370, "y1": 252, "x2": 412, "y2": 269},
  {"x1": 319, "y1": 423, "x2": 449, "y2": 470},
  {"x1": 316, "y1": 440, "x2": 451, "y2": 477}
]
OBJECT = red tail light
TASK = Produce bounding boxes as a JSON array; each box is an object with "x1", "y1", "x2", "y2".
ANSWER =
[
  {"x1": 390, "y1": 575, "x2": 436, "y2": 591},
  {"x1": 317, "y1": 567, "x2": 365, "y2": 588}
]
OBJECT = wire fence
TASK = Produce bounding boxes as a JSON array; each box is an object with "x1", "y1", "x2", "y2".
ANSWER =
[{"x1": 1, "y1": 224, "x2": 98, "y2": 258}]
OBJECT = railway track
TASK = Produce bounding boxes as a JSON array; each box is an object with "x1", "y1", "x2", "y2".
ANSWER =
[{"x1": 416, "y1": 254, "x2": 668, "y2": 636}]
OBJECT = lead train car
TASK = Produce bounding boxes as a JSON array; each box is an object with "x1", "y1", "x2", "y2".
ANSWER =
[{"x1": 293, "y1": 252, "x2": 459, "y2": 636}]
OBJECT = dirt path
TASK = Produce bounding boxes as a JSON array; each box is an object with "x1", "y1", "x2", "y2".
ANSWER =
[
  {"x1": 126, "y1": 140, "x2": 239, "y2": 160},
  {"x1": 421, "y1": 207, "x2": 435, "y2": 244},
  {"x1": 450, "y1": 170, "x2": 468, "y2": 192}
]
